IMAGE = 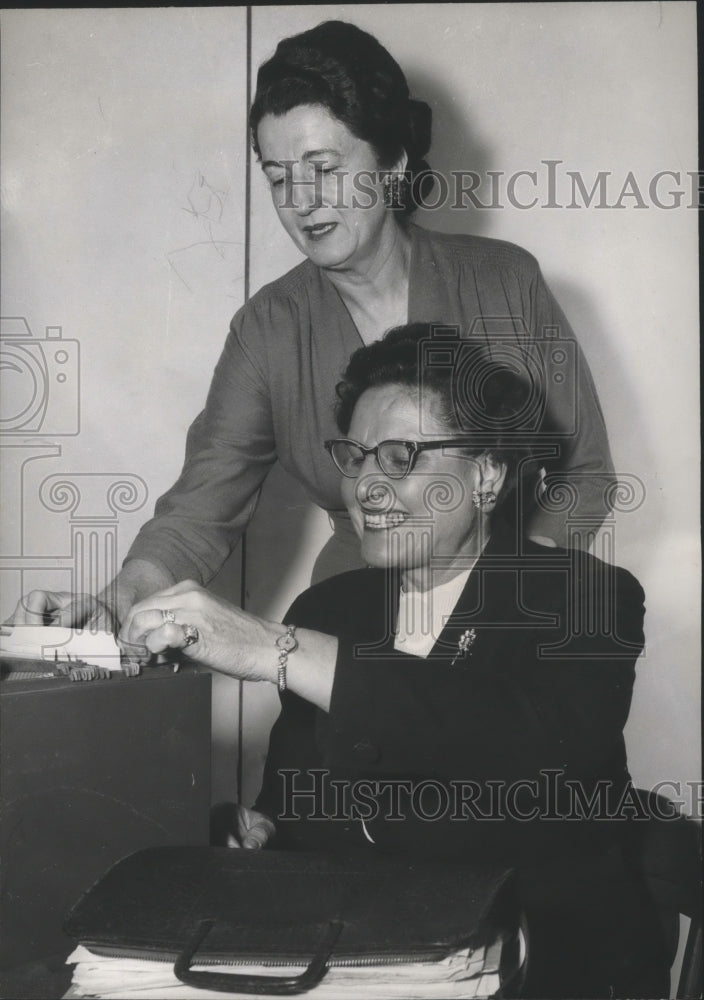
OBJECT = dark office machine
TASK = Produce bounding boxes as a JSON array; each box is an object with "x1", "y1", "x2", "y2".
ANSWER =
[{"x1": 0, "y1": 662, "x2": 212, "y2": 973}]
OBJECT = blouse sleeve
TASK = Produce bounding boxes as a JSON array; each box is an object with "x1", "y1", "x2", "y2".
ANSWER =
[
  {"x1": 524, "y1": 263, "x2": 616, "y2": 546},
  {"x1": 124, "y1": 301, "x2": 277, "y2": 585}
]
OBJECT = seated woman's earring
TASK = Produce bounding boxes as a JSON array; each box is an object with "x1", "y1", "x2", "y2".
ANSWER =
[
  {"x1": 472, "y1": 490, "x2": 497, "y2": 509},
  {"x1": 384, "y1": 173, "x2": 403, "y2": 209}
]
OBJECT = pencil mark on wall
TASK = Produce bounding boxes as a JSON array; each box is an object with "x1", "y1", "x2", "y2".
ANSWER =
[
  {"x1": 183, "y1": 170, "x2": 226, "y2": 226},
  {"x1": 167, "y1": 241, "x2": 243, "y2": 293},
  {"x1": 166, "y1": 171, "x2": 242, "y2": 292}
]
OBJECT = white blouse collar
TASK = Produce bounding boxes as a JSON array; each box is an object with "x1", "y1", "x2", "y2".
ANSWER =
[{"x1": 394, "y1": 567, "x2": 473, "y2": 658}]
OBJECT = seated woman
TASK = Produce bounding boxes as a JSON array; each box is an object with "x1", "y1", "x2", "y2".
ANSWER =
[{"x1": 121, "y1": 323, "x2": 669, "y2": 999}]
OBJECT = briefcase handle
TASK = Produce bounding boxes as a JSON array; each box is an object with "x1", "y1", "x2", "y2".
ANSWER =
[{"x1": 174, "y1": 918, "x2": 344, "y2": 995}]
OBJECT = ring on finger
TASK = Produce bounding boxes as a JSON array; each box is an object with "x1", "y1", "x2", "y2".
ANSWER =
[
  {"x1": 161, "y1": 609, "x2": 176, "y2": 625},
  {"x1": 182, "y1": 624, "x2": 199, "y2": 648}
]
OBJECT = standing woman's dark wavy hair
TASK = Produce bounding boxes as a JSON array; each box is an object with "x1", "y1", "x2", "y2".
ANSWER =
[{"x1": 249, "y1": 20, "x2": 434, "y2": 214}]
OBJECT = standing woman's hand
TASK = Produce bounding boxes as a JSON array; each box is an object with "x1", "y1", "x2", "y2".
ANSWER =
[
  {"x1": 8, "y1": 590, "x2": 118, "y2": 634},
  {"x1": 118, "y1": 580, "x2": 279, "y2": 682}
]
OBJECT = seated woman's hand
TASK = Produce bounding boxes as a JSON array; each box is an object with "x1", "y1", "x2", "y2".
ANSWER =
[
  {"x1": 232, "y1": 805, "x2": 276, "y2": 849},
  {"x1": 118, "y1": 580, "x2": 279, "y2": 680},
  {"x1": 210, "y1": 803, "x2": 275, "y2": 850}
]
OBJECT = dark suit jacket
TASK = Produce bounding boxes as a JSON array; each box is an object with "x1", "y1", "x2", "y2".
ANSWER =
[
  {"x1": 258, "y1": 525, "x2": 643, "y2": 854},
  {"x1": 255, "y1": 525, "x2": 669, "y2": 997}
]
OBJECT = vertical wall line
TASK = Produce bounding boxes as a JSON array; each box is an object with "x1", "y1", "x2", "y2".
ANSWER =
[
  {"x1": 244, "y1": 5, "x2": 252, "y2": 309},
  {"x1": 236, "y1": 3, "x2": 253, "y2": 805}
]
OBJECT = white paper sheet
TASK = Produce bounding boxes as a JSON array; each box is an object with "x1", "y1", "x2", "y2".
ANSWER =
[{"x1": 0, "y1": 625, "x2": 122, "y2": 670}]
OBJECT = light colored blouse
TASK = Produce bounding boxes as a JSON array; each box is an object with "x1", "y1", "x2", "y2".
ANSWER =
[
  {"x1": 394, "y1": 569, "x2": 472, "y2": 657},
  {"x1": 126, "y1": 223, "x2": 614, "y2": 584}
]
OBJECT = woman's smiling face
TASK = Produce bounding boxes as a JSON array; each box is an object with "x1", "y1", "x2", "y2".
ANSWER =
[
  {"x1": 256, "y1": 104, "x2": 404, "y2": 273},
  {"x1": 340, "y1": 385, "x2": 501, "y2": 583}
]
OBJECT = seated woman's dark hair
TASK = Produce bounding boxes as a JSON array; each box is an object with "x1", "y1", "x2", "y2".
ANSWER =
[
  {"x1": 249, "y1": 20, "x2": 433, "y2": 214},
  {"x1": 335, "y1": 323, "x2": 544, "y2": 507}
]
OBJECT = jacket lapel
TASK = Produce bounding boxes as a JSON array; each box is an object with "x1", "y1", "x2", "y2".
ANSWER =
[{"x1": 426, "y1": 520, "x2": 540, "y2": 665}]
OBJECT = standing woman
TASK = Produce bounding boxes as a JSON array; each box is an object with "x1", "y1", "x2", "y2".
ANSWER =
[{"x1": 13, "y1": 20, "x2": 614, "y2": 629}]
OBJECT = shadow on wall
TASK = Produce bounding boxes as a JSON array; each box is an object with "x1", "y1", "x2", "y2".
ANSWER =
[
  {"x1": 549, "y1": 276, "x2": 662, "y2": 564},
  {"x1": 409, "y1": 64, "x2": 661, "y2": 564},
  {"x1": 407, "y1": 70, "x2": 494, "y2": 237}
]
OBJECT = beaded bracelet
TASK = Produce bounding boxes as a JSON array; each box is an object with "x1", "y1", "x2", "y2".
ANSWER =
[{"x1": 275, "y1": 624, "x2": 298, "y2": 692}]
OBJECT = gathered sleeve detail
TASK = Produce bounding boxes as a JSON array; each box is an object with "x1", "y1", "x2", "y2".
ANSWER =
[{"x1": 124, "y1": 293, "x2": 293, "y2": 584}]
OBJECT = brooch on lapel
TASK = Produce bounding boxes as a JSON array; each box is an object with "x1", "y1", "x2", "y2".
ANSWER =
[{"x1": 451, "y1": 628, "x2": 477, "y2": 666}]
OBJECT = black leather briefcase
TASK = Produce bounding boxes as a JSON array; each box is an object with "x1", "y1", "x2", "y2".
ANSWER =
[{"x1": 64, "y1": 846, "x2": 525, "y2": 996}]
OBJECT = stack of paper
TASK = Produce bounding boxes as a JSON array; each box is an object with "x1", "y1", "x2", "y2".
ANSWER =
[
  {"x1": 0, "y1": 625, "x2": 123, "y2": 670},
  {"x1": 65, "y1": 931, "x2": 522, "y2": 1000}
]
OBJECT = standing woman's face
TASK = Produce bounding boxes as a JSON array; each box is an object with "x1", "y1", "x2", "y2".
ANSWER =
[{"x1": 257, "y1": 104, "x2": 405, "y2": 274}]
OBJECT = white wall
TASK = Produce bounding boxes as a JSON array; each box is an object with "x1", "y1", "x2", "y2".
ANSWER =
[
  {"x1": 244, "y1": 3, "x2": 700, "y2": 803},
  {"x1": 0, "y1": 7, "x2": 248, "y2": 799},
  {"x1": 2, "y1": 4, "x2": 700, "y2": 811}
]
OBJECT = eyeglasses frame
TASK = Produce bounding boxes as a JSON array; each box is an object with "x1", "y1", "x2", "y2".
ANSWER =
[{"x1": 324, "y1": 437, "x2": 481, "y2": 480}]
